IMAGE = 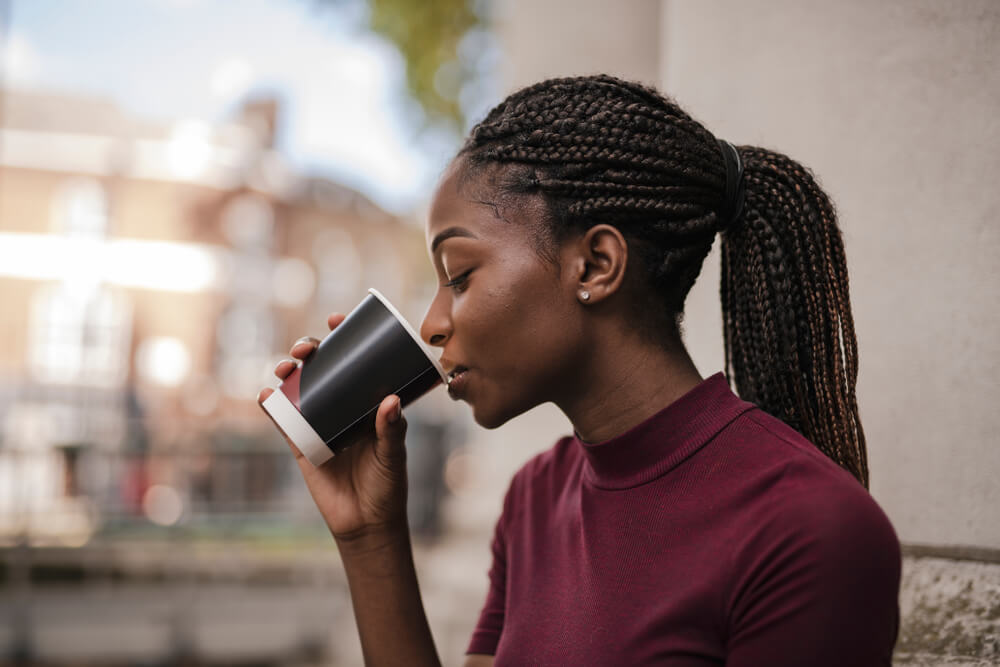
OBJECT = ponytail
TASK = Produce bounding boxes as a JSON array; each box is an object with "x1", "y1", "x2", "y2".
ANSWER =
[{"x1": 720, "y1": 147, "x2": 868, "y2": 487}]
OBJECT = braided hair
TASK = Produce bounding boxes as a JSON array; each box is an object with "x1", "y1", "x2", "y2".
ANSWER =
[{"x1": 457, "y1": 74, "x2": 868, "y2": 488}]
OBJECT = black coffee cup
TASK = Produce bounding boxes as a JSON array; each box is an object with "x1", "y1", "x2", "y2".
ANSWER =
[{"x1": 261, "y1": 288, "x2": 446, "y2": 466}]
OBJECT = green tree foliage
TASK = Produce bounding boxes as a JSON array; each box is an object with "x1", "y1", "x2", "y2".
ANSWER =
[{"x1": 315, "y1": 0, "x2": 488, "y2": 133}]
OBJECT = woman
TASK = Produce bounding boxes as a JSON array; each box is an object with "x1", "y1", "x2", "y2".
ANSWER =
[{"x1": 258, "y1": 75, "x2": 901, "y2": 666}]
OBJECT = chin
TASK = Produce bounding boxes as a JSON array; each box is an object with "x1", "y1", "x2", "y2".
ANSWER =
[
  {"x1": 471, "y1": 406, "x2": 510, "y2": 430},
  {"x1": 470, "y1": 396, "x2": 536, "y2": 430}
]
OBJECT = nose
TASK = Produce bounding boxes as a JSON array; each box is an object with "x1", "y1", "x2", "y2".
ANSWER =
[{"x1": 420, "y1": 292, "x2": 452, "y2": 348}]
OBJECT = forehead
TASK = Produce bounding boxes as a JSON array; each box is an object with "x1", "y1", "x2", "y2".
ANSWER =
[
  {"x1": 425, "y1": 160, "x2": 550, "y2": 251},
  {"x1": 427, "y1": 162, "x2": 496, "y2": 237}
]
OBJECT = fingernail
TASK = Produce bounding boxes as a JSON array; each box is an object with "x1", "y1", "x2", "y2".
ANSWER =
[{"x1": 389, "y1": 399, "x2": 402, "y2": 423}]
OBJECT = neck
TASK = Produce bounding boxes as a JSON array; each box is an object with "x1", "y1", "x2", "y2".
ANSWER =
[{"x1": 557, "y1": 329, "x2": 704, "y2": 444}]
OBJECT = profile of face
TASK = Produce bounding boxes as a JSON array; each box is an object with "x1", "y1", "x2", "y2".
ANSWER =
[{"x1": 420, "y1": 160, "x2": 590, "y2": 429}]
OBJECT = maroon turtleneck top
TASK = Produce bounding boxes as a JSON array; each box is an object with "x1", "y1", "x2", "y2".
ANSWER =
[{"x1": 467, "y1": 373, "x2": 900, "y2": 665}]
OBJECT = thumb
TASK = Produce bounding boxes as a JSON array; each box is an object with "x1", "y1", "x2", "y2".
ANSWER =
[{"x1": 373, "y1": 395, "x2": 407, "y2": 466}]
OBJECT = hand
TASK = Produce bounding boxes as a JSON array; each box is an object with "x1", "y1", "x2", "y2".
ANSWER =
[{"x1": 257, "y1": 313, "x2": 410, "y2": 543}]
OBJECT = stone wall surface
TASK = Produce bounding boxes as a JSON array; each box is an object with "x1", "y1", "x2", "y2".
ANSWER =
[{"x1": 895, "y1": 555, "x2": 1000, "y2": 665}]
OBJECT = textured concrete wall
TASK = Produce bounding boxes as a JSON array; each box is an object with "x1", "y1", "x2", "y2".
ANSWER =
[
  {"x1": 494, "y1": 0, "x2": 661, "y2": 91},
  {"x1": 662, "y1": 0, "x2": 1000, "y2": 550}
]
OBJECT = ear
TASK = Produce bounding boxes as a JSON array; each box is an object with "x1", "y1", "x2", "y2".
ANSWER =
[{"x1": 564, "y1": 224, "x2": 629, "y2": 304}]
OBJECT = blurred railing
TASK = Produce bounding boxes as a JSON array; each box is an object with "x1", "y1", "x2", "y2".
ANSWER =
[
  {"x1": 0, "y1": 448, "x2": 317, "y2": 546},
  {"x1": 0, "y1": 397, "x2": 457, "y2": 665},
  {"x1": 0, "y1": 372, "x2": 456, "y2": 545},
  {"x1": 0, "y1": 434, "x2": 453, "y2": 545}
]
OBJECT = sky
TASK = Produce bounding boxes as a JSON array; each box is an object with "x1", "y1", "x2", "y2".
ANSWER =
[{"x1": 1, "y1": 0, "x2": 468, "y2": 214}]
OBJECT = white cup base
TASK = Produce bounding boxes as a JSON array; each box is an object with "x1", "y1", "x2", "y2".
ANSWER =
[{"x1": 262, "y1": 388, "x2": 334, "y2": 467}]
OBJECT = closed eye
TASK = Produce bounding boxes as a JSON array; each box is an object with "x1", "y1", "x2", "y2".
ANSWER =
[{"x1": 444, "y1": 269, "x2": 472, "y2": 291}]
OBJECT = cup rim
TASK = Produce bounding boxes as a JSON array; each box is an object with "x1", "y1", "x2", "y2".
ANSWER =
[{"x1": 367, "y1": 288, "x2": 447, "y2": 383}]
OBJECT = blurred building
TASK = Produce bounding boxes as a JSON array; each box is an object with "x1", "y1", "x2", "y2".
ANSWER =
[{"x1": 0, "y1": 89, "x2": 435, "y2": 545}]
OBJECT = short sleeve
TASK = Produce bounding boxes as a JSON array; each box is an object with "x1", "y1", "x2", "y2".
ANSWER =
[
  {"x1": 726, "y1": 478, "x2": 902, "y2": 666},
  {"x1": 466, "y1": 486, "x2": 512, "y2": 655}
]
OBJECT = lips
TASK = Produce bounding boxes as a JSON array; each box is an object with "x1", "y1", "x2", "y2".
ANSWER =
[
  {"x1": 446, "y1": 365, "x2": 470, "y2": 399},
  {"x1": 446, "y1": 365, "x2": 468, "y2": 383}
]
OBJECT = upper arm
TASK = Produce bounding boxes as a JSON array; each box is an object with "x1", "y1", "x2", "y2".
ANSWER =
[
  {"x1": 465, "y1": 479, "x2": 516, "y2": 658},
  {"x1": 463, "y1": 655, "x2": 495, "y2": 667}
]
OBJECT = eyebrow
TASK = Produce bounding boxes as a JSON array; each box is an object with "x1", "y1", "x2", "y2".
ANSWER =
[{"x1": 431, "y1": 226, "x2": 478, "y2": 253}]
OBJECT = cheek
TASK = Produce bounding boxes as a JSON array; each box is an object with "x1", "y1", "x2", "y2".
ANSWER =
[
  {"x1": 504, "y1": 260, "x2": 574, "y2": 338},
  {"x1": 469, "y1": 261, "x2": 576, "y2": 371}
]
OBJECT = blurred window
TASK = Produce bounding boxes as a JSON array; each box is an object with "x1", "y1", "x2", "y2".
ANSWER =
[
  {"x1": 29, "y1": 179, "x2": 131, "y2": 387},
  {"x1": 221, "y1": 193, "x2": 274, "y2": 251},
  {"x1": 312, "y1": 227, "x2": 361, "y2": 314},
  {"x1": 216, "y1": 302, "x2": 275, "y2": 398},
  {"x1": 51, "y1": 178, "x2": 109, "y2": 238},
  {"x1": 216, "y1": 194, "x2": 277, "y2": 398},
  {"x1": 29, "y1": 286, "x2": 130, "y2": 387}
]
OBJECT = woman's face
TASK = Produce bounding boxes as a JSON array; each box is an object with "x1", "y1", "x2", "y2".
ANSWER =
[{"x1": 420, "y1": 162, "x2": 586, "y2": 428}]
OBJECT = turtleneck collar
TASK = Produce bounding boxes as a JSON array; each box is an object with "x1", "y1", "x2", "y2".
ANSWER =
[{"x1": 575, "y1": 372, "x2": 755, "y2": 490}]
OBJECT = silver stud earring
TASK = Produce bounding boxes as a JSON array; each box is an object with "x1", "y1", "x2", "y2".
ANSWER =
[{"x1": 579, "y1": 290, "x2": 591, "y2": 302}]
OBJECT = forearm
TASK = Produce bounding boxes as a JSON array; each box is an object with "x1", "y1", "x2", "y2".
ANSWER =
[{"x1": 336, "y1": 525, "x2": 441, "y2": 667}]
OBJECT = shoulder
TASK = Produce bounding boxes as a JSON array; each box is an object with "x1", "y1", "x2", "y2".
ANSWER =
[
  {"x1": 724, "y1": 409, "x2": 901, "y2": 595},
  {"x1": 507, "y1": 436, "x2": 581, "y2": 498},
  {"x1": 750, "y1": 465, "x2": 900, "y2": 567},
  {"x1": 723, "y1": 407, "x2": 858, "y2": 478},
  {"x1": 497, "y1": 435, "x2": 581, "y2": 519},
  {"x1": 721, "y1": 412, "x2": 902, "y2": 655},
  {"x1": 732, "y1": 409, "x2": 896, "y2": 537},
  {"x1": 508, "y1": 434, "x2": 581, "y2": 490}
]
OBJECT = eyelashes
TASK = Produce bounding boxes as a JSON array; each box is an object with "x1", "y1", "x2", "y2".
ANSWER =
[{"x1": 444, "y1": 269, "x2": 473, "y2": 292}]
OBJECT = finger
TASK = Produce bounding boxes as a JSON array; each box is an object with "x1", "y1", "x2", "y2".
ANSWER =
[
  {"x1": 273, "y1": 358, "x2": 298, "y2": 379},
  {"x1": 257, "y1": 387, "x2": 273, "y2": 405},
  {"x1": 290, "y1": 336, "x2": 320, "y2": 360},
  {"x1": 373, "y1": 395, "x2": 407, "y2": 466},
  {"x1": 327, "y1": 312, "x2": 346, "y2": 330}
]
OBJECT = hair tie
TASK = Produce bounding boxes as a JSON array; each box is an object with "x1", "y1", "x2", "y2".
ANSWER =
[{"x1": 716, "y1": 139, "x2": 745, "y2": 232}]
